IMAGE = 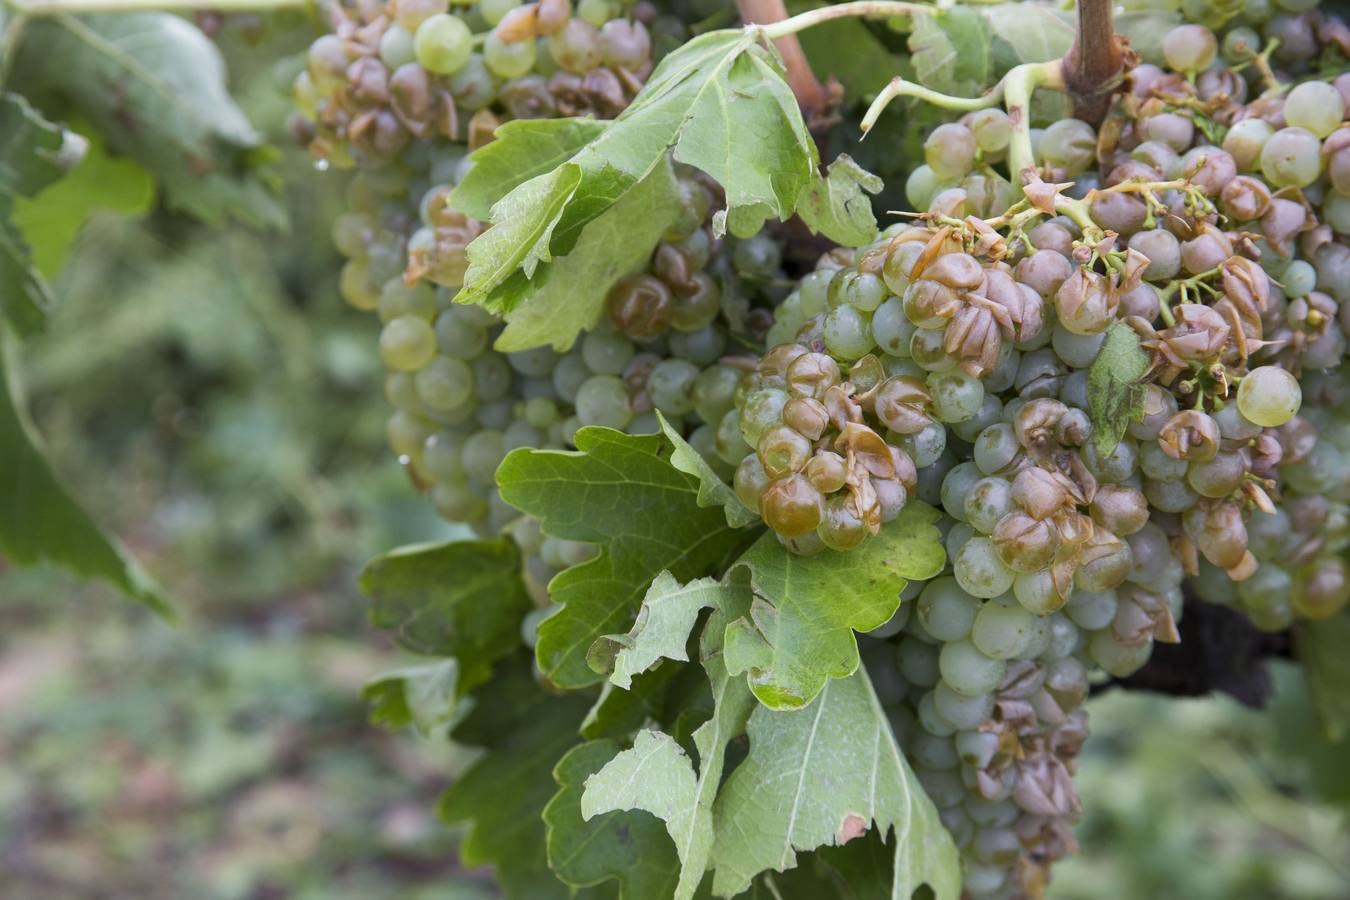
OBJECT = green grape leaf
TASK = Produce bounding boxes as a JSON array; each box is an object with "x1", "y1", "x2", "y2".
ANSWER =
[
  {"x1": 582, "y1": 575, "x2": 755, "y2": 900},
  {"x1": 457, "y1": 26, "x2": 822, "y2": 316},
  {"x1": 980, "y1": 3, "x2": 1074, "y2": 67},
  {"x1": 1297, "y1": 611, "x2": 1350, "y2": 742},
  {"x1": 363, "y1": 659, "x2": 460, "y2": 735},
  {"x1": 494, "y1": 160, "x2": 680, "y2": 352},
  {"x1": 360, "y1": 537, "x2": 533, "y2": 691},
  {"x1": 545, "y1": 740, "x2": 683, "y2": 898},
  {"x1": 588, "y1": 570, "x2": 722, "y2": 689},
  {"x1": 1087, "y1": 320, "x2": 1150, "y2": 457},
  {"x1": 796, "y1": 154, "x2": 884, "y2": 249},
  {"x1": 15, "y1": 14, "x2": 284, "y2": 228},
  {"x1": 0, "y1": 92, "x2": 66, "y2": 333},
  {"x1": 0, "y1": 335, "x2": 168, "y2": 614},
  {"x1": 497, "y1": 428, "x2": 741, "y2": 689},
  {"x1": 724, "y1": 502, "x2": 945, "y2": 710},
  {"x1": 657, "y1": 411, "x2": 757, "y2": 528},
  {"x1": 12, "y1": 126, "x2": 155, "y2": 278},
  {"x1": 792, "y1": 3, "x2": 905, "y2": 97},
  {"x1": 439, "y1": 658, "x2": 594, "y2": 900},
  {"x1": 450, "y1": 117, "x2": 610, "y2": 220},
  {"x1": 709, "y1": 666, "x2": 960, "y2": 899},
  {"x1": 908, "y1": 7, "x2": 991, "y2": 98}
]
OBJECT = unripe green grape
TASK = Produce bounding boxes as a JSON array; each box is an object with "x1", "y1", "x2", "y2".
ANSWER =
[
  {"x1": 1039, "y1": 119, "x2": 1097, "y2": 175},
  {"x1": 380, "y1": 23, "x2": 418, "y2": 69},
  {"x1": 1162, "y1": 24, "x2": 1217, "y2": 72},
  {"x1": 905, "y1": 164, "x2": 944, "y2": 211},
  {"x1": 973, "y1": 423, "x2": 1019, "y2": 475},
  {"x1": 966, "y1": 107, "x2": 1012, "y2": 153},
  {"x1": 897, "y1": 635, "x2": 940, "y2": 687},
  {"x1": 414, "y1": 356, "x2": 475, "y2": 411},
  {"x1": 575, "y1": 375, "x2": 633, "y2": 429},
  {"x1": 734, "y1": 454, "x2": 770, "y2": 513},
  {"x1": 970, "y1": 597, "x2": 1037, "y2": 660},
  {"x1": 647, "y1": 359, "x2": 699, "y2": 417},
  {"x1": 388, "y1": 410, "x2": 433, "y2": 459},
  {"x1": 951, "y1": 395, "x2": 1004, "y2": 444},
  {"x1": 924, "y1": 123, "x2": 977, "y2": 179},
  {"x1": 823, "y1": 305, "x2": 874, "y2": 360},
  {"x1": 895, "y1": 421, "x2": 947, "y2": 468},
  {"x1": 549, "y1": 18, "x2": 603, "y2": 73},
  {"x1": 481, "y1": 0, "x2": 520, "y2": 25},
  {"x1": 340, "y1": 259, "x2": 379, "y2": 311},
  {"x1": 938, "y1": 639, "x2": 1006, "y2": 697},
  {"x1": 691, "y1": 364, "x2": 740, "y2": 425},
  {"x1": 471, "y1": 354, "x2": 513, "y2": 401},
  {"x1": 380, "y1": 316, "x2": 438, "y2": 371},
  {"x1": 1325, "y1": 192, "x2": 1350, "y2": 235},
  {"x1": 916, "y1": 691, "x2": 957, "y2": 737},
  {"x1": 448, "y1": 55, "x2": 498, "y2": 110},
  {"x1": 1259, "y1": 127, "x2": 1322, "y2": 189},
  {"x1": 932, "y1": 681, "x2": 995, "y2": 730},
  {"x1": 738, "y1": 387, "x2": 789, "y2": 447},
  {"x1": 910, "y1": 326, "x2": 957, "y2": 372},
  {"x1": 910, "y1": 730, "x2": 958, "y2": 770},
  {"x1": 945, "y1": 522, "x2": 976, "y2": 561},
  {"x1": 1088, "y1": 629, "x2": 1152, "y2": 676},
  {"x1": 715, "y1": 409, "x2": 751, "y2": 466},
  {"x1": 434, "y1": 308, "x2": 489, "y2": 359},
  {"x1": 940, "y1": 461, "x2": 983, "y2": 523},
  {"x1": 954, "y1": 536, "x2": 1015, "y2": 599},
  {"x1": 1237, "y1": 365, "x2": 1301, "y2": 427},
  {"x1": 870, "y1": 297, "x2": 915, "y2": 356},
  {"x1": 1012, "y1": 569, "x2": 1063, "y2": 615},
  {"x1": 431, "y1": 481, "x2": 488, "y2": 522},
  {"x1": 964, "y1": 477, "x2": 1014, "y2": 535},
  {"x1": 581, "y1": 329, "x2": 634, "y2": 375},
  {"x1": 1281, "y1": 259, "x2": 1316, "y2": 297},
  {"x1": 917, "y1": 577, "x2": 981, "y2": 642},
  {"x1": 758, "y1": 425, "x2": 811, "y2": 478},
  {"x1": 1050, "y1": 323, "x2": 1105, "y2": 370},
  {"x1": 414, "y1": 13, "x2": 473, "y2": 74},
  {"x1": 462, "y1": 429, "x2": 507, "y2": 484},
  {"x1": 844, "y1": 272, "x2": 887, "y2": 312},
  {"x1": 927, "y1": 370, "x2": 984, "y2": 423},
  {"x1": 1284, "y1": 80, "x2": 1345, "y2": 138},
  {"x1": 484, "y1": 30, "x2": 537, "y2": 78},
  {"x1": 393, "y1": 0, "x2": 449, "y2": 31},
  {"x1": 1222, "y1": 117, "x2": 1273, "y2": 172}
]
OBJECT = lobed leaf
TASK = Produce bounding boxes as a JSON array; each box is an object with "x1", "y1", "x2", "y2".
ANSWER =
[
  {"x1": 658, "y1": 411, "x2": 758, "y2": 528},
  {"x1": 363, "y1": 659, "x2": 460, "y2": 735},
  {"x1": 0, "y1": 92, "x2": 65, "y2": 333},
  {"x1": 0, "y1": 335, "x2": 168, "y2": 614},
  {"x1": 709, "y1": 666, "x2": 961, "y2": 899},
  {"x1": 723, "y1": 502, "x2": 946, "y2": 710},
  {"x1": 796, "y1": 154, "x2": 884, "y2": 249},
  {"x1": 908, "y1": 7, "x2": 991, "y2": 98},
  {"x1": 1297, "y1": 611, "x2": 1350, "y2": 742},
  {"x1": 360, "y1": 537, "x2": 533, "y2": 690},
  {"x1": 589, "y1": 570, "x2": 723, "y2": 689},
  {"x1": 450, "y1": 117, "x2": 610, "y2": 220},
  {"x1": 497, "y1": 427, "x2": 741, "y2": 689}
]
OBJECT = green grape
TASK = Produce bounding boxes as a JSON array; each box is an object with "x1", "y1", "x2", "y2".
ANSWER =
[
  {"x1": 897, "y1": 635, "x2": 941, "y2": 686},
  {"x1": 1281, "y1": 259, "x2": 1316, "y2": 297},
  {"x1": 870, "y1": 297, "x2": 916, "y2": 356},
  {"x1": 924, "y1": 124, "x2": 977, "y2": 179},
  {"x1": 937, "y1": 639, "x2": 1006, "y2": 697},
  {"x1": 1284, "y1": 80, "x2": 1345, "y2": 138},
  {"x1": 462, "y1": 429, "x2": 507, "y2": 484},
  {"x1": 575, "y1": 374, "x2": 633, "y2": 429},
  {"x1": 917, "y1": 577, "x2": 981, "y2": 642},
  {"x1": 1259, "y1": 127, "x2": 1322, "y2": 189},
  {"x1": 1088, "y1": 629, "x2": 1152, "y2": 676},
  {"x1": 954, "y1": 536, "x2": 1015, "y2": 599},
  {"x1": 973, "y1": 423, "x2": 1019, "y2": 475},
  {"x1": 380, "y1": 316, "x2": 438, "y2": 371},
  {"x1": 552, "y1": 353, "x2": 590, "y2": 402},
  {"x1": 414, "y1": 13, "x2": 473, "y2": 74},
  {"x1": 576, "y1": 0, "x2": 614, "y2": 27},
  {"x1": 378, "y1": 278, "x2": 437, "y2": 323},
  {"x1": 1162, "y1": 23, "x2": 1217, "y2": 72},
  {"x1": 414, "y1": 356, "x2": 475, "y2": 410},
  {"x1": 963, "y1": 477, "x2": 1013, "y2": 534},
  {"x1": 548, "y1": 19, "x2": 603, "y2": 73},
  {"x1": 1222, "y1": 117, "x2": 1274, "y2": 172},
  {"x1": 1236, "y1": 365, "x2": 1301, "y2": 426},
  {"x1": 932, "y1": 681, "x2": 994, "y2": 729},
  {"x1": 970, "y1": 596, "x2": 1036, "y2": 659},
  {"x1": 823, "y1": 305, "x2": 874, "y2": 360},
  {"x1": 434, "y1": 307, "x2": 490, "y2": 359},
  {"x1": 480, "y1": 0, "x2": 519, "y2": 26},
  {"x1": 895, "y1": 421, "x2": 947, "y2": 468},
  {"x1": 484, "y1": 30, "x2": 537, "y2": 78},
  {"x1": 1039, "y1": 119, "x2": 1097, "y2": 175},
  {"x1": 380, "y1": 23, "x2": 418, "y2": 69},
  {"x1": 581, "y1": 329, "x2": 635, "y2": 375},
  {"x1": 422, "y1": 432, "x2": 465, "y2": 482},
  {"x1": 647, "y1": 359, "x2": 700, "y2": 417},
  {"x1": 905, "y1": 164, "x2": 944, "y2": 211},
  {"x1": 431, "y1": 481, "x2": 488, "y2": 522},
  {"x1": 928, "y1": 370, "x2": 984, "y2": 423},
  {"x1": 940, "y1": 461, "x2": 983, "y2": 523},
  {"x1": 472, "y1": 353, "x2": 513, "y2": 401},
  {"x1": 340, "y1": 259, "x2": 379, "y2": 311},
  {"x1": 448, "y1": 55, "x2": 498, "y2": 110}
]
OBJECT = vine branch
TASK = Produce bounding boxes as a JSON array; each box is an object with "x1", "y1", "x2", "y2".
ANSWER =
[{"x1": 1063, "y1": 0, "x2": 1126, "y2": 127}]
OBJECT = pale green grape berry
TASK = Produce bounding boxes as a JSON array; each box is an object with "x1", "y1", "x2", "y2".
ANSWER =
[
  {"x1": 1162, "y1": 24, "x2": 1217, "y2": 73},
  {"x1": 928, "y1": 370, "x2": 985, "y2": 423},
  {"x1": 380, "y1": 316, "x2": 438, "y2": 371},
  {"x1": 1284, "y1": 80, "x2": 1345, "y2": 139},
  {"x1": 379, "y1": 23, "x2": 418, "y2": 69},
  {"x1": 484, "y1": 30, "x2": 537, "y2": 78},
  {"x1": 1281, "y1": 259, "x2": 1316, "y2": 297},
  {"x1": 932, "y1": 681, "x2": 995, "y2": 729},
  {"x1": 823, "y1": 305, "x2": 875, "y2": 360},
  {"x1": 414, "y1": 13, "x2": 473, "y2": 75},
  {"x1": 938, "y1": 639, "x2": 1007, "y2": 697},
  {"x1": 970, "y1": 597, "x2": 1036, "y2": 660},
  {"x1": 575, "y1": 375, "x2": 633, "y2": 429},
  {"x1": 1236, "y1": 365, "x2": 1301, "y2": 427},
  {"x1": 954, "y1": 536, "x2": 1015, "y2": 599},
  {"x1": 414, "y1": 356, "x2": 475, "y2": 410},
  {"x1": 917, "y1": 577, "x2": 981, "y2": 642},
  {"x1": 1259, "y1": 127, "x2": 1322, "y2": 189},
  {"x1": 480, "y1": 0, "x2": 519, "y2": 26}
]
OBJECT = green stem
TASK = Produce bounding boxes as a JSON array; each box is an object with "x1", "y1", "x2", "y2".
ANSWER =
[
  {"x1": 861, "y1": 73, "x2": 1005, "y2": 134},
  {"x1": 1005, "y1": 60, "x2": 1063, "y2": 187},
  {"x1": 760, "y1": 0, "x2": 929, "y2": 40},
  {"x1": 9, "y1": 0, "x2": 307, "y2": 14}
]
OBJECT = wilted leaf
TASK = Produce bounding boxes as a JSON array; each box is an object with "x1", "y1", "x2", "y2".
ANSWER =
[
  {"x1": 363, "y1": 659, "x2": 459, "y2": 735},
  {"x1": 1087, "y1": 321, "x2": 1150, "y2": 457},
  {"x1": 450, "y1": 117, "x2": 610, "y2": 220},
  {"x1": 1297, "y1": 611, "x2": 1350, "y2": 742},
  {"x1": 588, "y1": 570, "x2": 722, "y2": 689},
  {"x1": 796, "y1": 154, "x2": 884, "y2": 248}
]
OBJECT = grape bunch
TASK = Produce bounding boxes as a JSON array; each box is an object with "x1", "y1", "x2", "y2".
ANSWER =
[{"x1": 712, "y1": 9, "x2": 1350, "y2": 894}]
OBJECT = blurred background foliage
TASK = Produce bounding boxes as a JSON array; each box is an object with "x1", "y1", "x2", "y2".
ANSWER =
[{"x1": 0, "y1": 10, "x2": 1346, "y2": 900}]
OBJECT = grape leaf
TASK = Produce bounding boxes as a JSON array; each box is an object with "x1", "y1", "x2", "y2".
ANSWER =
[
  {"x1": 14, "y1": 14, "x2": 283, "y2": 228},
  {"x1": 588, "y1": 570, "x2": 722, "y2": 689},
  {"x1": 497, "y1": 428, "x2": 741, "y2": 689},
  {"x1": 0, "y1": 92, "x2": 65, "y2": 333},
  {"x1": 439, "y1": 657, "x2": 594, "y2": 900},
  {"x1": 450, "y1": 117, "x2": 610, "y2": 220},
  {"x1": 12, "y1": 126, "x2": 154, "y2": 278},
  {"x1": 360, "y1": 537, "x2": 533, "y2": 690},
  {"x1": 581, "y1": 664, "x2": 707, "y2": 741},
  {"x1": 908, "y1": 7, "x2": 991, "y2": 98},
  {"x1": 0, "y1": 334, "x2": 168, "y2": 614},
  {"x1": 723, "y1": 501, "x2": 945, "y2": 710},
  {"x1": 1087, "y1": 321, "x2": 1150, "y2": 457},
  {"x1": 456, "y1": 26, "x2": 819, "y2": 313},
  {"x1": 545, "y1": 740, "x2": 683, "y2": 898},
  {"x1": 363, "y1": 659, "x2": 460, "y2": 735},
  {"x1": 709, "y1": 666, "x2": 960, "y2": 899},
  {"x1": 582, "y1": 576, "x2": 755, "y2": 900},
  {"x1": 980, "y1": 3, "x2": 1073, "y2": 67},
  {"x1": 494, "y1": 160, "x2": 680, "y2": 352},
  {"x1": 1115, "y1": 10, "x2": 1183, "y2": 68},
  {"x1": 657, "y1": 411, "x2": 757, "y2": 528},
  {"x1": 796, "y1": 154, "x2": 884, "y2": 249},
  {"x1": 1297, "y1": 612, "x2": 1350, "y2": 742}
]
